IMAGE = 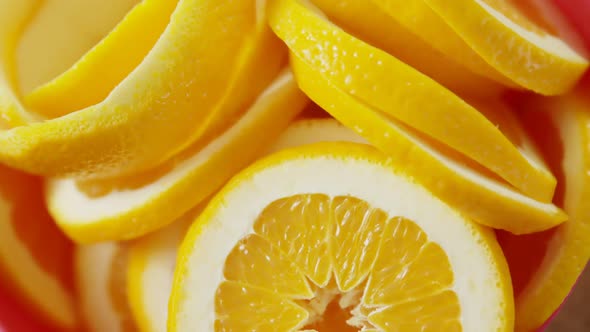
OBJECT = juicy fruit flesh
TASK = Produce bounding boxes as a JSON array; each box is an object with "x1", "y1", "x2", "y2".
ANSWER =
[{"x1": 215, "y1": 194, "x2": 460, "y2": 331}]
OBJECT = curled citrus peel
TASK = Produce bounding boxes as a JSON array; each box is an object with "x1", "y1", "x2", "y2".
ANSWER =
[
  {"x1": 22, "y1": 0, "x2": 177, "y2": 117},
  {"x1": 268, "y1": 0, "x2": 557, "y2": 202},
  {"x1": 46, "y1": 70, "x2": 307, "y2": 243},
  {"x1": 0, "y1": 0, "x2": 283, "y2": 180}
]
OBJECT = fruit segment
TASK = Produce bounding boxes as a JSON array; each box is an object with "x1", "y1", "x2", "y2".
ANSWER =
[
  {"x1": 290, "y1": 54, "x2": 565, "y2": 234},
  {"x1": 127, "y1": 119, "x2": 365, "y2": 332},
  {"x1": 268, "y1": 0, "x2": 556, "y2": 202},
  {"x1": 169, "y1": 143, "x2": 513, "y2": 332}
]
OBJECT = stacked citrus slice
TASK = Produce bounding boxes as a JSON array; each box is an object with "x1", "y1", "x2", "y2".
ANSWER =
[
  {"x1": 0, "y1": 0, "x2": 588, "y2": 331},
  {"x1": 0, "y1": 0, "x2": 284, "y2": 179},
  {"x1": 0, "y1": 164, "x2": 77, "y2": 330},
  {"x1": 497, "y1": 92, "x2": 590, "y2": 331},
  {"x1": 45, "y1": 70, "x2": 308, "y2": 243},
  {"x1": 75, "y1": 242, "x2": 135, "y2": 332}
]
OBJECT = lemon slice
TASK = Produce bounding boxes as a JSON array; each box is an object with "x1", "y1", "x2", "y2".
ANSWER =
[
  {"x1": 46, "y1": 70, "x2": 308, "y2": 243},
  {"x1": 0, "y1": 164, "x2": 77, "y2": 330},
  {"x1": 168, "y1": 142, "x2": 514, "y2": 331},
  {"x1": 75, "y1": 242, "x2": 136, "y2": 332},
  {"x1": 423, "y1": 0, "x2": 588, "y2": 95},
  {"x1": 498, "y1": 93, "x2": 590, "y2": 331},
  {"x1": 311, "y1": 0, "x2": 512, "y2": 94},
  {"x1": 126, "y1": 118, "x2": 364, "y2": 332},
  {"x1": 268, "y1": 0, "x2": 556, "y2": 202},
  {"x1": 290, "y1": 53, "x2": 565, "y2": 234},
  {"x1": 0, "y1": 0, "x2": 281, "y2": 179},
  {"x1": 22, "y1": 0, "x2": 176, "y2": 117}
]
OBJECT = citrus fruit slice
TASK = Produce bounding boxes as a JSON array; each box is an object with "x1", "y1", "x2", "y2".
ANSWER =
[
  {"x1": 308, "y1": 0, "x2": 506, "y2": 97},
  {"x1": 0, "y1": 164, "x2": 77, "y2": 330},
  {"x1": 0, "y1": 0, "x2": 282, "y2": 179},
  {"x1": 127, "y1": 209, "x2": 198, "y2": 332},
  {"x1": 126, "y1": 118, "x2": 363, "y2": 332},
  {"x1": 168, "y1": 142, "x2": 514, "y2": 331},
  {"x1": 75, "y1": 242, "x2": 136, "y2": 332},
  {"x1": 424, "y1": 0, "x2": 588, "y2": 95},
  {"x1": 497, "y1": 92, "x2": 590, "y2": 331},
  {"x1": 290, "y1": 53, "x2": 565, "y2": 234},
  {"x1": 268, "y1": 0, "x2": 557, "y2": 202},
  {"x1": 22, "y1": 0, "x2": 176, "y2": 117},
  {"x1": 45, "y1": 70, "x2": 308, "y2": 243}
]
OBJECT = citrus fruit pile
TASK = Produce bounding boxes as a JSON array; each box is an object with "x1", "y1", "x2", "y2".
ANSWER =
[{"x1": 0, "y1": 0, "x2": 589, "y2": 331}]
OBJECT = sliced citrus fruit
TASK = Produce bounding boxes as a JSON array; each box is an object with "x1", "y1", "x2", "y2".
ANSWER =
[
  {"x1": 75, "y1": 242, "x2": 136, "y2": 332},
  {"x1": 0, "y1": 164, "x2": 77, "y2": 330},
  {"x1": 128, "y1": 209, "x2": 198, "y2": 332},
  {"x1": 308, "y1": 0, "x2": 506, "y2": 97},
  {"x1": 0, "y1": 0, "x2": 282, "y2": 179},
  {"x1": 290, "y1": 53, "x2": 565, "y2": 234},
  {"x1": 22, "y1": 0, "x2": 176, "y2": 117},
  {"x1": 497, "y1": 92, "x2": 590, "y2": 331},
  {"x1": 168, "y1": 142, "x2": 514, "y2": 331},
  {"x1": 45, "y1": 70, "x2": 308, "y2": 243},
  {"x1": 126, "y1": 118, "x2": 363, "y2": 332},
  {"x1": 424, "y1": 0, "x2": 588, "y2": 95},
  {"x1": 268, "y1": 0, "x2": 557, "y2": 202}
]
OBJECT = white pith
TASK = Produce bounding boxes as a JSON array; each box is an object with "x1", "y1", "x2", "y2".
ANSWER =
[
  {"x1": 76, "y1": 243, "x2": 123, "y2": 332},
  {"x1": 172, "y1": 149, "x2": 508, "y2": 331}
]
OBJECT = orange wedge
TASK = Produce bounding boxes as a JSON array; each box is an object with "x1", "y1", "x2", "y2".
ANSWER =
[
  {"x1": 268, "y1": 0, "x2": 557, "y2": 202},
  {"x1": 169, "y1": 143, "x2": 513, "y2": 331}
]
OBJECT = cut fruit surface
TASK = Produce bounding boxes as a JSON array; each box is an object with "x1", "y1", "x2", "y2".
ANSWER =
[
  {"x1": 75, "y1": 242, "x2": 136, "y2": 332},
  {"x1": 268, "y1": 0, "x2": 557, "y2": 202},
  {"x1": 169, "y1": 143, "x2": 514, "y2": 332},
  {"x1": 498, "y1": 93, "x2": 590, "y2": 331},
  {"x1": 127, "y1": 118, "x2": 363, "y2": 332},
  {"x1": 0, "y1": 164, "x2": 77, "y2": 330},
  {"x1": 423, "y1": 0, "x2": 588, "y2": 95},
  {"x1": 290, "y1": 54, "x2": 565, "y2": 234},
  {"x1": 45, "y1": 70, "x2": 307, "y2": 243},
  {"x1": 0, "y1": 0, "x2": 280, "y2": 179}
]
